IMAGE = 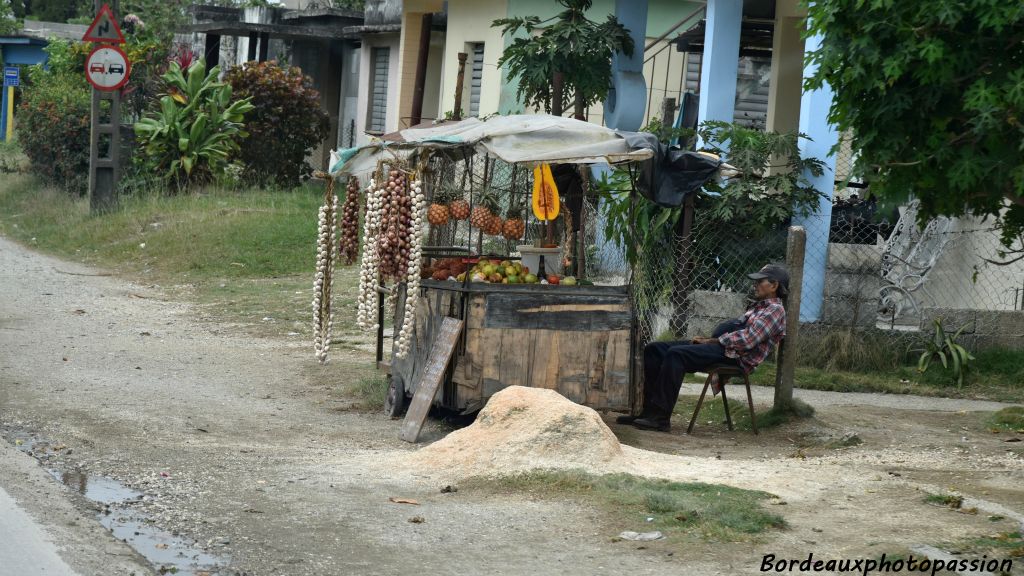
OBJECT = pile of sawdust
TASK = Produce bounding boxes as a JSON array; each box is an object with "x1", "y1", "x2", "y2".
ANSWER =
[{"x1": 408, "y1": 386, "x2": 623, "y2": 474}]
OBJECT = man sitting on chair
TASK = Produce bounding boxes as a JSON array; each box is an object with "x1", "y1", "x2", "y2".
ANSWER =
[{"x1": 618, "y1": 265, "x2": 789, "y2": 432}]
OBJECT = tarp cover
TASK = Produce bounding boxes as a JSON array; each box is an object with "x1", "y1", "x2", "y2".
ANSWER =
[{"x1": 329, "y1": 114, "x2": 655, "y2": 177}]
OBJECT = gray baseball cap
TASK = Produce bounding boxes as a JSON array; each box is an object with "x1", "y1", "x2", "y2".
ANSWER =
[{"x1": 748, "y1": 264, "x2": 789, "y2": 296}]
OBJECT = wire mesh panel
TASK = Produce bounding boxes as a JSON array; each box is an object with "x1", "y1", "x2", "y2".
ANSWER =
[{"x1": 629, "y1": 202, "x2": 1024, "y2": 367}]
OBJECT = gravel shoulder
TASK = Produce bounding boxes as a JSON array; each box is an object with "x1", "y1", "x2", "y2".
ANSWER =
[{"x1": 1, "y1": 235, "x2": 1022, "y2": 575}]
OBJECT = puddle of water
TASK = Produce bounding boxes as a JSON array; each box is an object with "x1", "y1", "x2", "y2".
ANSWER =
[
  {"x1": 101, "y1": 514, "x2": 227, "y2": 572},
  {"x1": 48, "y1": 469, "x2": 142, "y2": 503},
  {"x1": 4, "y1": 429, "x2": 230, "y2": 575}
]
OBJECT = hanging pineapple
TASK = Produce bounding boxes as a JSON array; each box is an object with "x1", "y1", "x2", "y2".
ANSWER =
[
  {"x1": 449, "y1": 196, "x2": 470, "y2": 221},
  {"x1": 502, "y1": 205, "x2": 526, "y2": 240},
  {"x1": 469, "y1": 196, "x2": 492, "y2": 230},
  {"x1": 427, "y1": 185, "x2": 451, "y2": 227},
  {"x1": 480, "y1": 190, "x2": 504, "y2": 236}
]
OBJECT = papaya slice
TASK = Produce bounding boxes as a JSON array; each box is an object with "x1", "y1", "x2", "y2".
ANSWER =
[{"x1": 532, "y1": 163, "x2": 560, "y2": 221}]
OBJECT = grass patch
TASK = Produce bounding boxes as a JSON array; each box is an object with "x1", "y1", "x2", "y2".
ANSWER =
[
  {"x1": 465, "y1": 469, "x2": 786, "y2": 541},
  {"x1": 986, "y1": 406, "x2": 1024, "y2": 432},
  {"x1": 0, "y1": 173, "x2": 374, "y2": 338},
  {"x1": 749, "y1": 351, "x2": 1024, "y2": 403},
  {"x1": 924, "y1": 493, "x2": 964, "y2": 509},
  {"x1": 350, "y1": 375, "x2": 390, "y2": 410},
  {"x1": 936, "y1": 531, "x2": 1024, "y2": 565},
  {"x1": 673, "y1": 394, "x2": 813, "y2": 433}
]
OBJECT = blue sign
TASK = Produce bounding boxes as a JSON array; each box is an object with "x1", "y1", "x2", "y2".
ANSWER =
[{"x1": 3, "y1": 67, "x2": 18, "y2": 87}]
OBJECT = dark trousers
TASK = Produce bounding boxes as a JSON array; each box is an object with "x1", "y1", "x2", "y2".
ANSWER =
[{"x1": 641, "y1": 320, "x2": 743, "y2": 419}]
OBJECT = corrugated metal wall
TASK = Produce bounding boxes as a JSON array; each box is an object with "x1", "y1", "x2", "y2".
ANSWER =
[{"x1": 684, "y1": 53, "x2": 771, "y2": 128}]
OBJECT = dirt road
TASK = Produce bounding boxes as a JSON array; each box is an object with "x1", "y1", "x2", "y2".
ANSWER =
[{"x1": 1, "y1": 236, "x2": 1022, "y2": 575}]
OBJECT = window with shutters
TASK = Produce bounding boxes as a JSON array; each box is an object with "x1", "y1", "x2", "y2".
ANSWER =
[
  {"x1": 366, "y1": 47, "x2": 390, "y2": 133},
  {"x1": 467, "y1": 43, "x2": 484, "y2": 118}
]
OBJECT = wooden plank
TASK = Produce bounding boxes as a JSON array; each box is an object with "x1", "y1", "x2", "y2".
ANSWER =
[
  {"x1": 400, "y1": 317, "x2": 464, "y2": 443},
  {"x1": 497, "y1": 329, "x2": 529, "y2": 389},
  {"x1": 555, "y1": 330, "x2": 589, "y2": 403},
  {"x1": 528, "y1": 329, "x2": 554, "y2": 390},
  {"x1": 484, "y1": 292, "x2": 630, "y2": 331},
  {"x1": 604, "y1": 330, "x2": 632, "y2": 409},
  {"x1": 479, "y1": 328, "x2": 505, "y2": 397}
]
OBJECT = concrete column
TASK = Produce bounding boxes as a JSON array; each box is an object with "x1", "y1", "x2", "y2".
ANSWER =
[
  {"x1": 791, "y1": 30, "x2": 839, "y2": 323},
  {"x1": 765, "y1": 18, "x2": 804, "y2": 134},
  {"x1": 604, "y1": 0, "x2": 648, "y2": 131},
  {"x1": 696, "y1": 0, "x2": 742, "y2": 146}
]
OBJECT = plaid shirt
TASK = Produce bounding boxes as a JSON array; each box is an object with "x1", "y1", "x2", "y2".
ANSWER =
[{"x1": 717, "y1": 297, "x2": 786, "y2": 374}]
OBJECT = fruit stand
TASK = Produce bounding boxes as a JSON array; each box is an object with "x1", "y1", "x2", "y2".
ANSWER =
[{"x1": 325, "y1": 115, "x2": 657, "y2": 416}]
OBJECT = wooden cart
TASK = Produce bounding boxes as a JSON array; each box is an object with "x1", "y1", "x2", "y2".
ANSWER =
[{"x1": 383, "y1": 280, "x2": 637, "y2": 416}]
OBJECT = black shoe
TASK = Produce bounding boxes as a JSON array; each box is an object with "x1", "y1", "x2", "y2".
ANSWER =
[
  {"x1": 615, "y1": 414, "x2": 643, "y2": 424},
  {"x1": 632, "y1": 417, "x2": 671, "y2": 432}
]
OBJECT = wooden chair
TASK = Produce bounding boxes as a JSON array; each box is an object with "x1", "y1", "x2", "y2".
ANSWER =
[{"x1": 686, "y1": 364, "x2": 758, "y2": 435}]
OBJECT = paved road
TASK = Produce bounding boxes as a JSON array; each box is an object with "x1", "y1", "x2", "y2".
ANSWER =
[{"x1": 0, "y1": 485, "x2": 82, "y2": 576}]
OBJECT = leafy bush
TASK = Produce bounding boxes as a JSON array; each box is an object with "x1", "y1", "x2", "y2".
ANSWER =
[
  {"x1": 134, "y1": 60, "x2": 254, "y2": 191},
  {"x1": 224, "y1": 61, "x2": 329, "y2": 188},
  {"x1": 17, "y1": 70, "x2": 91, "y2": 194}
]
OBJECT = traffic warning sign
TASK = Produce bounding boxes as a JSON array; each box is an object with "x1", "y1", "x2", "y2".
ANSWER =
[{"x1": 82, "y1": 4, "x2": 126, "y2": 44}]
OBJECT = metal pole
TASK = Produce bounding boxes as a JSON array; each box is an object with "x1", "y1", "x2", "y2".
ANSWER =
[
  {"x1": 453, "y1": 52, "x2": 467, "y2": 120},
  {"x1": 409, "y1": 12, "x2": 432, "y2": 126},
  {"x1": 774, "y1": 225, "x2": 806, "y2": 410}
]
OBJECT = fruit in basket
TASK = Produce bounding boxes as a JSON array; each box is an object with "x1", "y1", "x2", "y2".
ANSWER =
[
  {"x1": 524, "y1": 273, "x2": 538, "y2": 284},
  {"x1": 488, "y1": 273, "x2": 503, "y2": 283},
  {"x1": 562, "y1": 276, "x2": 578, "y2": 286},
  {"x1": 427, "y1": 202, "x2": 450, "y2": 226},
  {"x1": 471, "y1": 272, "x2": 486, "y2": 282},
  {"x1": 507, "y1": 274, "x2": 520, "y2": 284},
  {"x1": 432, "y1": 269, "x2": 450, "y2": 281},
  {"x1": 504, "y1": 266, "x2": 516, "y2": 277},
  {"x1": 547, "y1": 274, "x2": 560, "y2": 285},
  {"x1": 456, "y1": 272, "x2": 466, "y2": 282},
  {"x1": 449, "y1": 198, "x2": 470, "y2": 220}
]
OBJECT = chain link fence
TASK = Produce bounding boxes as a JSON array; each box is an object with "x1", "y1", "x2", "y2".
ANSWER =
[{"x1": 627, "y1": 195, "x2": 1024, "y2": 373}]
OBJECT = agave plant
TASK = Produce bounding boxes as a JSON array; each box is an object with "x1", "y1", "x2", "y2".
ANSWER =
[
  {"x1": 910, "y1": 319, "x2": 976, "y2": 388},
  {"x1": 134, "y1": 59, "x2": 254, "y2": 190}
]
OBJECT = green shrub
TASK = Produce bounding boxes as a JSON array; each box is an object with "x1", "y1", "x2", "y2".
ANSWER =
[
  {"x1": 224, "y1": 61, "x2": 329, "y2": 188},
  {"x1": 134, "y1": 59, "x2": 254, "y2": 191},
  {"x1": 17, "y1": 71, "x2": 91, "y2": 194}
]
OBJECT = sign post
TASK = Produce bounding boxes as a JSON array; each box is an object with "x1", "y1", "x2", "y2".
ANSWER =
[
  {"x1": 85, "y1": 1, "x2": 127, "y2": 214},
  {"x1": 1, "y1": 67, "x2": 19, "y2": 142}
]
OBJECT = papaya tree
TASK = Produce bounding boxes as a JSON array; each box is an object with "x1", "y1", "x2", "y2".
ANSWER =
[{"x1": 492, "y1": 0, "x2": 634, "y2": 118}]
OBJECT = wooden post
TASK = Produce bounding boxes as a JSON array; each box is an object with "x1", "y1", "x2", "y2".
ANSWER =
[
  {"x1": 89, "y1": 0, "x2": 121, "y2": 214},
  {"x1": 774, "y1": 225, "x2": 806, "y2": 410},
  {"x1": 409, "y1": 12, "x2": 432, "y2": 126},
  {"x1": 453, "y1": 52, "x2": 467, "y2": 120},
  {"x1": 668, "y1": 192, "x2": 695, "y2": 337},
  {"x1": 551, "y1": 71, "x2": 564, "y2": 116}
]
